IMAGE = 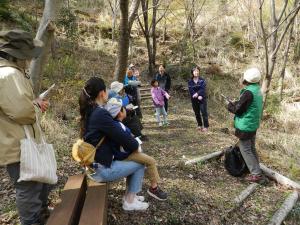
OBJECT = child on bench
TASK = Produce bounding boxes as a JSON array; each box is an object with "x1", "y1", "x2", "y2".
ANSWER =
[{"x1": 105, "y1": 98, "x2": 168, "y2": 201}]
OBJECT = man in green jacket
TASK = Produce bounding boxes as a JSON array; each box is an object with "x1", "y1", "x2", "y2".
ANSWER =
[
  {"x1": 227, "y1": 67, "x2": 266, "y2": 183},
  {"x1": 0, "y1": 30, "x2": 51, "y2": 225}
]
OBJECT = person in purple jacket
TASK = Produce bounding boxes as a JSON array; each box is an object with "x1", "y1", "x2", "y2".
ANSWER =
[
  {"x1": 151, "y1": 79, "x2": 170, "y2": 126},
  {"x1": 188, "y1": 66, "x2": 209, "y2": 132}
]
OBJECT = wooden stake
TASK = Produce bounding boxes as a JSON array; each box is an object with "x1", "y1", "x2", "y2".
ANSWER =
[
  {"x1": 185, "y1": 150, "x2": 224, "y2": 165},
  {"x1": 267, "y1": 191, "x2": 299, "y2": 225},
  {"x1": 234, "y1": 183, "x2": 259, "y2": 206},
  {"x1": 260, "y1": 164, "x2": 300, "y2": 190}
]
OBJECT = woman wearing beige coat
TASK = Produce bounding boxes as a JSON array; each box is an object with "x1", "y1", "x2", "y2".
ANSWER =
[{"x1": 0, "y1": 29, "x2": 51, "y2": 225}]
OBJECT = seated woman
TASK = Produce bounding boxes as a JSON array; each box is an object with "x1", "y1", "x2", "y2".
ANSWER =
[{"x1": 79, "y1": 76, "x2": 149, "y2": 211}]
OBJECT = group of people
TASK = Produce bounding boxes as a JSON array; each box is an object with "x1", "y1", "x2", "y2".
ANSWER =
[{"x1": 0, "y1": 29, "x2": 265, "y2": 225}]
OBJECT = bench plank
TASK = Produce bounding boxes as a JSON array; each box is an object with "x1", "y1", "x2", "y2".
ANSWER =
[
  {"x1": 78, "y1": 181, "x2": 108, "y2": 225},
  {"x1": 47, "y1": 174, "x2": 87, "y2": 225}
]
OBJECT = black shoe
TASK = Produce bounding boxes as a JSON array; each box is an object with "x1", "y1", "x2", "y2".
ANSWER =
[
  {"x1": 147, "y1": 186, "x2": 168, "y2": 201},
  {"x1": 140, "y1": 135, "x2": 149, "y2": 141}
]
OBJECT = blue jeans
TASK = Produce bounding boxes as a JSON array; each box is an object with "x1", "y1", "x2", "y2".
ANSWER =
[
  {"x1": 91, "y1": 160, "x2": 145, "y2": 193},
  {"x1": 155, "y1": 106, "x2": 167, "y2": 123}
]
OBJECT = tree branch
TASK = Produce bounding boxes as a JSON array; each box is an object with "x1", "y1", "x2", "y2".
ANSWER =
[
  {"x1": 272, "y1": 3, "x2": 300, "y2": 56},
  {"x1": 128, "y1": 0, "x2": 141, "y2": 30},
  {"x1": 278, "y1": 0, "x2": 288, "y2": 22}
]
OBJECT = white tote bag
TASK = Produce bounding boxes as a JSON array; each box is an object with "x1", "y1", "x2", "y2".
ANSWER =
[{"x1": 18, "y1": 120, "x2": 58, "y2": 184}]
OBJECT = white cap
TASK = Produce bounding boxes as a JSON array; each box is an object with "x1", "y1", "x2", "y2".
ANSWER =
[
  {"x1": 105, "y1": 98, "x2": 123, "y2": 118},
  {"x1": 110, "y1": 81, "x2": 124, "y2": 93},
  {"x1": 243, "y1": 68, "x2": 261, "y2": 83}
]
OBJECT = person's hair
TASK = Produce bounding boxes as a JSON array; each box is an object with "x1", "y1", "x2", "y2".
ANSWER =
[
  {"x1": 79, "y1": 77, "x2": 106, "y2": 137},
  {"x1": 191, "y1": 65, "x2": 200, "y2": 79},
  {"x1": 159, "y1": 64, "x2": 165, "y2": 69},
  {"x1": 151, "y1": 79, "x2": 158, "y2": 87},
  {"x1": 242, "y1": 80, "x2": 251, "y2": 85},
  {"x1": 115, "y1": 106, "x2": 126, "y2": 119},
  {"x1": 127, "y1": 68, "x2": 133, "y2": 76}
]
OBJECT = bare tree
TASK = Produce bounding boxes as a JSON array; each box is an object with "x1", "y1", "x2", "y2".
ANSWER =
[
  {"x1": 138, "y1": 0, "x2": 170, "y2": 76},
  {"x1": 114, "y1": 0, "x2": 141, "y2": 81},
  {"x1": 108, "y1": 0, "x2": 120, "y2": 41},
  {"x1": 278, "y1": 20, "x2": 295, "y2": 101},
  {"x1": 259, "y1": 0, "x2": 300, "y2": 107},
  {"x1": 29, "y1": 0, "x2": 61, "y2": 94}
]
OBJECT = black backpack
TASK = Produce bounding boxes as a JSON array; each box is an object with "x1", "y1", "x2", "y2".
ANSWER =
[{"x1": 224, "y1": 145, "x2": 249, "y2": 177}]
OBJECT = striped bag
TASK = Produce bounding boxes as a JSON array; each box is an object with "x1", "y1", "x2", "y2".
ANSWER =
[{"x1": 18, "y1": 119, "x2": 57, "y2": 184}]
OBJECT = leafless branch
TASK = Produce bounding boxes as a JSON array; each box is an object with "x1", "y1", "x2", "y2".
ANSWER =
[{"x1": 278, "y1": 0, "x2": 288, "y2": 22}]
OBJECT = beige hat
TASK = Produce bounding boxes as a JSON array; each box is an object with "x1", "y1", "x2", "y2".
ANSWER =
[
  {"x1": 243, "y1": 68, "x2": 261, "y2": 83},
  {"x1": 110, "y1": 81, "x2": 124, "y2": 93}
]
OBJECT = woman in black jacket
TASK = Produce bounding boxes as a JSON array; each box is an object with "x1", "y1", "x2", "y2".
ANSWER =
[{"x1": 79, "y1": 77, "x2": 149, "y2": 211}]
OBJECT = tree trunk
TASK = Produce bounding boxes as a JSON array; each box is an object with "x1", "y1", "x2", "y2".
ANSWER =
[
  {"x1": 114, "y1": 0, "x2": 140, "y2": 82},
  {"x1": 114, "y1": 0, "x2": 129, "y2": 82},
  {"x1": 151, "y1": 0, "x2": 158, "y2": 76},
  {"x1": 111, "y1": 0, "x2": 119, "y2": 42},
  {"x1": 259, "y1": 0, "x2": 300, "y2": 108},
  {"x1": 29, "y1": 0, "x2": 60, "y2": 95},
  {"x1": 279, "y1": 20, "x2": 294, "y2": 101}
]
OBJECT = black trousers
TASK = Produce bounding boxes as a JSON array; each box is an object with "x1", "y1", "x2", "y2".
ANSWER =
[
  {"x1": 191, "y1": 98, "x2": 209, "y2": 128},
  {"x1": 164, "y1": 97, "x2": 169, "y2": 112}
]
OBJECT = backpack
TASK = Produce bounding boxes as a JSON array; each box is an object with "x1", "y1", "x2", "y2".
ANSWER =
[
  {"x1": 72, "y1": 137, "x2": 105, "y2": 167},
  {"x1": 224, "y1": 145, "x2": 249, "y2": 177}
]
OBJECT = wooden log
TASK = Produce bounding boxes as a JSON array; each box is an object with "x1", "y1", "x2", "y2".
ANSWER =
[
  {"x1": 234, "y1": 183, "x2": 259, "y2": 206},
  {"x1": 260, "y1": 164, "x2": 300, "y2": 190},
  {"x1": 185, "y1": 150, "x2": 224, "y2": 165},
  {"x1": 267, "y1": 191, "x2": 299, "y2": 225}
]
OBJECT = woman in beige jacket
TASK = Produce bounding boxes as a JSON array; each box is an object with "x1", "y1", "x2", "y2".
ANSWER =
[{"x1": 0, "y1": 29, "x2": 51, "y2": 225}]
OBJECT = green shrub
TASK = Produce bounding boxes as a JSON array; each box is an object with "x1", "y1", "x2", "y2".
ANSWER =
[
  {"x1": 44, "y1": 55, "x2": 79, "y2": 81},
  {"x1": 0, "y1": 0, "x2": 11, "y2": 21},
  {"x1": 229, "y1": 32, "x2": 254, "y2": 49},
  {"x1": 57, "y1": 7, "x2": 79, "y2": 41},
  {"x1": 265, "y1": 94, "x2": 280, "y2": 115},
  {"x1": 99, "y1": 24, "x2": 113, "y2": 39}
]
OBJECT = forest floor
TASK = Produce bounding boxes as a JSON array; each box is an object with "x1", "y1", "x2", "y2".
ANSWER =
[{"x1": 1, "y1": 91, "x2": 299, "y2": 225}]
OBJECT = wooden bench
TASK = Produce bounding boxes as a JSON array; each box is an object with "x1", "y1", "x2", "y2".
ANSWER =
[{"x1": 46, "y1": 174, "x2": 108, "y2": 225}]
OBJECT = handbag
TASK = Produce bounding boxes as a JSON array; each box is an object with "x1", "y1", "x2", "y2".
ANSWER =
[
  {"x1": 224, "y1": 145, "x2": 249, "y2": 177},
  {"x1": 72, "y1": 137, "x2": 105, "y2": 167},
  {"x1": 18, "y1": 117, "x2": 58, "y2": 184}
]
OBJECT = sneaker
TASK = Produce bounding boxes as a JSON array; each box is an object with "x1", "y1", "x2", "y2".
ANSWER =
[
  {"x1": 197, "y1": 126, "x2": 202, "y2": 131},
  {"x1": 202, "y1": 127, "x2": 208, "y2": 132},
  {"x1": 122, "y1": 198, "x2": 149, "y2": 211},
  {"x1": 147, "y1": 186, "x2": 168, "y2": 201},
  {"x1": 246, "y1": 174, "x2": 268, "y2": 184},
  {"x1": 158, "y1": 122, "x2": 163, "y2": 127},
  {"x1": 122, "y1": 195, "x2": 145, "y2": 203},
  {"x1": 163, "y1": 121, "x2": 170, "y2": 126}
]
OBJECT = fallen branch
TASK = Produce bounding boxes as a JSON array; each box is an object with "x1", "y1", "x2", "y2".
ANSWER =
[
  {"x1": 267, "y1": 191, "x2": 299, "y2": 225},
  {"x1": 224, "y1": 183, "x2": 260, "y2": 218},
  {"x1": 234, "y1": 183, "x2": 259, "y2": 206},
  {"x1": 185, "y1": 150, "x2": 224, "y2": 165},
  {"x1": 260, "y1": 164, "x2": 300, "y2": 190}
]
